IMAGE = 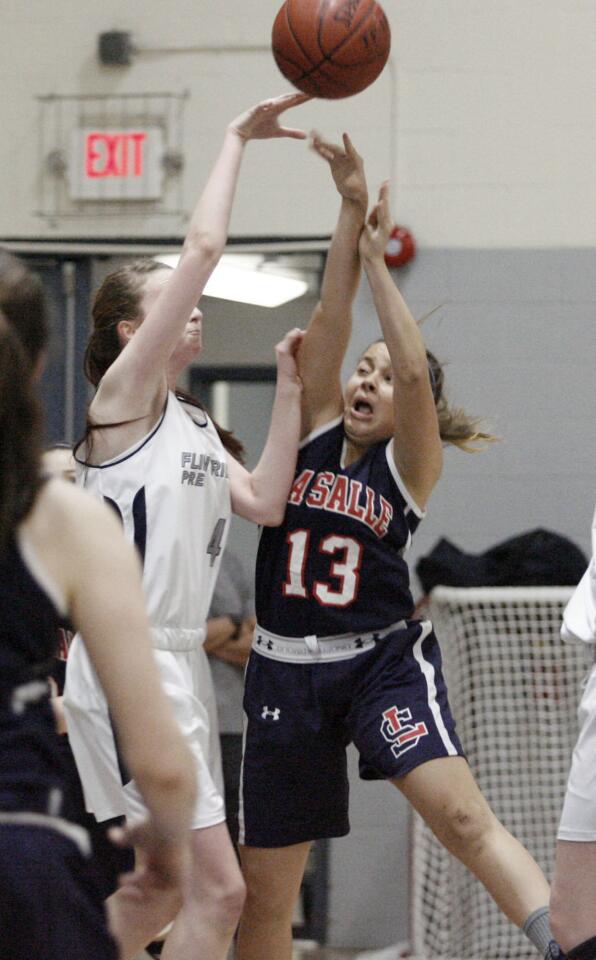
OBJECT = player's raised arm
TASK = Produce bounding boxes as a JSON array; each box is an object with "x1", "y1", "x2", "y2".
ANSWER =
[
  {"x1": 298, "y1": 132, "x2": 368, "y2": 437},
  {"x1": 229, "y1": 327, "x2": 303, "y2": 525},
  {"x1": 99, "y1": 93, "x2": 310, "y2": 411},
  {"x1": 359, "y1": 182, "x2": 443, "y2": 509}
]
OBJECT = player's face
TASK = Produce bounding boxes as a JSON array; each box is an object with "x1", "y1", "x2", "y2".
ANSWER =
[
  {"x1": 139, "y1": 268, "x2": 204, "y2": 366},
  {"x1": 43, "y1": 447, "x2": 76, "y2": 483},
  {"x1": 343, "y1": 342, "x2": 395, "y2": 446}
]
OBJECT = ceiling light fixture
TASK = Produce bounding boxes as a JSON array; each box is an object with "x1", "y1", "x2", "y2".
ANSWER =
[{"x1": 154, "y1": 254, "x2": 308, "y2": 308}]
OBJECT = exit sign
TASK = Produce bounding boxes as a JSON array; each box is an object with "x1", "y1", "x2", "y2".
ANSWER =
[{"x1": 69, "y1": 127, "x2": 165, "y2": 200}]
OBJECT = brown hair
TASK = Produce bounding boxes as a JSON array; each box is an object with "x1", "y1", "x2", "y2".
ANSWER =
[
  {"x1": 370, "y1": 339, "x2": 498, "y2": 451},
  {"x1": 426, "y1": 349, "x2": 498, "y2": 451},
  {"x1": 0, "y1": 250, "x2": 48, "y2": 549},
  {"x1": 81, "y1": 258, "x2": 244, "y2": 461},
  {"x1": 85, "y1": 259, "x2": 162, "y2": 387},
  {"x1": 0, "y1": 249, "x2": 50, "y2": 365}
]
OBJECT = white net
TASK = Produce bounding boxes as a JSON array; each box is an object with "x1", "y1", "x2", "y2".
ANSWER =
[{"x1": 411, "y1": 586, "x2": 592, "y2": 960}]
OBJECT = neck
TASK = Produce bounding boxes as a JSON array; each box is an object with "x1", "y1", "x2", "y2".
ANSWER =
[
  {"x1": 166, "y1": 360, "x2": 186, "y2": 393},
  {"x1": 343, "y1": 437, "x2": 370, "y2": 467}
]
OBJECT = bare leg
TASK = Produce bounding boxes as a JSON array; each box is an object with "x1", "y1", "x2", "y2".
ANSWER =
[
  {"x1": 161, "y1": 822, "x2": 245, "y2": 960},
  {"x1": 394, "y1": 756, "x2": 550, "y2": 927},
  {"x1": 236, "y1": 841, "x2": 312, "y2": 960},
  {"x1": 107, "y1": 849, "x2": 182, "y2": 959},
  {"x1": 550, "y1": 840, "x2": 596, "y2": 953},
  {"x1": 108, "y1": 822, "x2": 244, "y2": 960}
]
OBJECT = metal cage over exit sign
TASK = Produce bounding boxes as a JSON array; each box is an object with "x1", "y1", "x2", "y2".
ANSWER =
[
  {"x1": 37, "y1": 92, "x2": 186, "y2": 223},
  {"x1": 70, "y1": 126, "x2": 165, "y2": 200}
]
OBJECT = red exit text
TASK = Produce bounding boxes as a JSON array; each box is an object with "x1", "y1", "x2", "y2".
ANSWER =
[{"x1": 85, "y1": 131, "x2": 148, "y2": 178}]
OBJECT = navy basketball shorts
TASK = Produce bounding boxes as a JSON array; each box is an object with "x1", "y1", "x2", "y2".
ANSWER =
[
  {"x1": 239, "y1": 619, "x2": 464, "y2": 848},
  {"x1": 0, "y1": 824, "x2": 118, "y2": 960}
]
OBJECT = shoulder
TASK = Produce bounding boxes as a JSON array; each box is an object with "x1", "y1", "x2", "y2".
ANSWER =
[
  {"x1": 26, "y1": 478, "x2": 123, "y2": 546},
  {"x1": 90, "y1": 373, "x2": 168, "y2": 429},
  {"x1": 383, "y1": 440, "x2": 427, "y2": 520},
  {"x1": 23, "y1": 479, "x2": 142, "y2": 612}
]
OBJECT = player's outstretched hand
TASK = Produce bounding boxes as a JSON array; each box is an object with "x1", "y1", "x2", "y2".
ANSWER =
[
  {"x1": 359, "y1": 181, "x2": 394, "y2": 263},
  {"x1": 230, "y1": 93, "x2": 311, "y2": 142},
  {"x1": 109, "y1": 819, "x2": 190, "y2": 901},
  {"x1": 310, "y1": 131, "x2": 367, "y2": 213},
  {"x1": 274, "y1": 327, "x2": 305, "y2": 388}
]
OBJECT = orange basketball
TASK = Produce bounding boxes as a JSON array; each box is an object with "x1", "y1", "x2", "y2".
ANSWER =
[{"x1": 272, "y1": 0, "x2": 391, "y2": 99}]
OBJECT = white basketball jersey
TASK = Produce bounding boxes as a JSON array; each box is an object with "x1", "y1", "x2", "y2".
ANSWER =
[
  {"x1": 562, "y1": 506, "x2": 596, "y2": 647},
  {"x1": 77, "y1": 392, "x2": 231, "y2": 634}
]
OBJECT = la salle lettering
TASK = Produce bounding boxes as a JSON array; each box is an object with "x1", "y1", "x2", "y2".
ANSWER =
[{"x1": 289, "y1": 468, "x2": 393, "y2": 538}]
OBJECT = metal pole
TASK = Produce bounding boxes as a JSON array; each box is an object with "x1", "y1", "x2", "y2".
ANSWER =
[{"x1": 62, "y1": 261, "x2": 76, "y2": 443}]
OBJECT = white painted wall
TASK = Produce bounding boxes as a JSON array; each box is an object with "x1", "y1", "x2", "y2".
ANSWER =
[{"x1": 1, "y1": 0, "x2": 594, "y2": 245}]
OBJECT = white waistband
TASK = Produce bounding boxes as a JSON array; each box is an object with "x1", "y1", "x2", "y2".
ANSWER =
[
  {"x1": 151, "y1": 626, "x2": 205, "y2": 652},
  {"x1": 0, "y1": 812, "x2": 91, "y2": 858},
  {"x1": 252, "y1": 619, "x2": 409, "y2": 663}
]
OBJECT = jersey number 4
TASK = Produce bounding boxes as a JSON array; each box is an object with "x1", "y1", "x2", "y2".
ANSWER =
[
  {"x1": 282, "y1": 529, "x2": 363, "y2": 608},
  {"x1": 206, "y1": 518, "x2": 227, "y2": 567}
]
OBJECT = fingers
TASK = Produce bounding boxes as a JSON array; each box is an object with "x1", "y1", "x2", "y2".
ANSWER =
[
  {"x1": 269, "y1": 93, "x2": 311, "y2": 138},
  {"x1": 275, "y1": 328, "x2": 305, "y2": 363},
  {"x1": 285, "y1": 326, "x2": 306, "y2": 342},
  {"x1": 342, "y1": 132, "x2": 360, "y2": 158},
  {"x1": 271, "y1": 92, "x2": 312, "y2": 109},
  {"x1": 365, "y1": 181, "x2": 392, "y2": 226},
  {"x1": 107, "y1": 826, "x2": 128, "y2": 848},
  {"x1": 378, "y1": 179, "x2": 390, "y2": 204},
  {"x1": 310, "y1": 131, "x2": 342, "y2": 161},
  {"x1": 277, "y1": 327, "x2": 305, "y2": 350},
  {"x1": 263, "y1": 92, "x2": 312, "y2": 119},
  {"x1": 277, "y1": 126, "x2": 308, "y2": 140},
  {"x1": 367, "y1": 207, "x2": 379, "y2": 230},
  {"x1": 376, "y1": 180, "x2": 394, "y2": 230}
]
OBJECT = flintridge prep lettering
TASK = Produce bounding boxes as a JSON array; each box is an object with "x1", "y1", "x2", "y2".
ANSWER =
[{"x1": 181, "y1": 451, "x2": 229, "y2": 487}]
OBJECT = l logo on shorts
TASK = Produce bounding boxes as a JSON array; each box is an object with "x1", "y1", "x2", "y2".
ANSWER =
[
  {"x1": 380, "y1": 704, "x2": 428, "y2": 758},
  {"x1": 262, "y1": 706, "x2": 281, "y2": 721}
]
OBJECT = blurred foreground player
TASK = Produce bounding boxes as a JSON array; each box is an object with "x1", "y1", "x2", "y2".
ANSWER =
[{"x1": 0, "y1": 249, "x2": 196, "y2": 960}]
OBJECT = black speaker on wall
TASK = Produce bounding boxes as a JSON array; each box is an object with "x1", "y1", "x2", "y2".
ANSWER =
[{"x1": 98, "y1": 31, "x2": 134, "y2": 66}]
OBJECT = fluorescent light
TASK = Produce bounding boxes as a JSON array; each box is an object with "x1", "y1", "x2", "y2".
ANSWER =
[{"x1": 154, "y1": 254, "x2": 308, "y2": 308}]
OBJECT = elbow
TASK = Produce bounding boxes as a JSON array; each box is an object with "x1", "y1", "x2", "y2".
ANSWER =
[
  {"x1": 260, "y1": 505, "x2": 286, "y2": 527},
  {"x1": 396, "y1": 356, "x2": 430, "y2": 387},
  {"x1": 133, "y1": 746, "x2": 196, "y2": 807},
  {"x1": 182, "y1": 233, "x2": 222, "y2": 271},
  {"x1": 246, "y1": 501, "x2": 286, "y2": 527}
]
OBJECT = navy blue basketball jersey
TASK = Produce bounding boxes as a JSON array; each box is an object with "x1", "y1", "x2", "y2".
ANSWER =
[
  {"x1": 0, "y1": 533, "x2": 61, "y2": 683},
  {"x1": 255, "y1": 418, "x2": 424, "y2": 637},
  {"x1": 0, "y1": 531, "x2": 68, "y2": 816}
]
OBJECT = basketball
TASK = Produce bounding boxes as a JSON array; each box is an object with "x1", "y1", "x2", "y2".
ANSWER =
[{"x1": 271, "y1": 0, "x2": 391, "y2": 100}]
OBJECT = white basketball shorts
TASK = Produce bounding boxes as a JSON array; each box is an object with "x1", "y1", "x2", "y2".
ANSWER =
[{"x1": 63, "y1": 634, "x2": 225, "y2": 831}]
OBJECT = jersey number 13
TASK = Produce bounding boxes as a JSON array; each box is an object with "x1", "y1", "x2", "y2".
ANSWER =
[{"x1": 282, "y1": 529, "x2": 363, "y2": 608}]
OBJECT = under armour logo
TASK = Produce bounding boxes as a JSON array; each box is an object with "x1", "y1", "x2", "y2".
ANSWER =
[
  {"x1": 256, "y1": 635, "x2": 274, "y2": 651},
  {"x1": 262, "y1": 706, "x2": 281, "y2": 721}
]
